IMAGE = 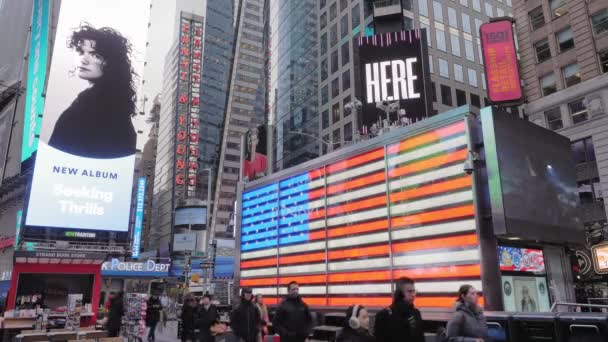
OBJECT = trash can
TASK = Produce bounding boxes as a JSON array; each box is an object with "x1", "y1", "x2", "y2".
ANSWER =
[
  {"x1": 556, "y1": 312, "x2": 608, "y2": 342},
  {"x1": 510, "y1": 312, "x2": 558, "y2": 342},
  {"x1": 485, "y1": 311, "x2": 512, "y2": 342}
]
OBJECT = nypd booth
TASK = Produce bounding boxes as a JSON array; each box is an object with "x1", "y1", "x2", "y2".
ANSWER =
[{"x1": 100, "y1": 259, "x2": 170, "y2": 303}]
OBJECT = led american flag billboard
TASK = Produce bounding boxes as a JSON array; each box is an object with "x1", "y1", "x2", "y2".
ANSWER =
[{"x1": 239, "y1": 120, "x2": 482, "y2": 309}]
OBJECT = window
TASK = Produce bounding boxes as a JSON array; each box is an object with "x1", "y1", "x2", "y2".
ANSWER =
[
  {"x1": 468, "y1": 68, "x2": 478, "y2": 87},
  {"x1": 402, "y1": 0, "x2": 413, "y2": 11},
  {"x1": 556, "y1": 27, "x2": 574, "y2": 52},
  {"x1": 529, "y1": 6, "x2": 544, "y2": 30},
  {"x1": 436, "y1": 28, "x2": 447, "y2": 51},
  {"x1": 421, "y1": 23, "x2": 431, "y2": 46},
  {"x1": 322, "y1": 85, "x2": 328, "y2": 105},
  {"x1": 431, "y1": 82, "x2": 437, "y2": 102},
  {"x1": 321, "y1": 33, "x2": 327, "y2": 55},
  {"x1": 330, "y1": 24, "x2": 338, "y2": 46},
  {"x1": 454, "y1": 63, "x2": 464, "y2": 83},
  {"x1": 341, "y1": 42, "x2": 350, "y2": 65},
  {"x1": 550, "y1": 0, "x2": 568, "y2": 18},
  {"x1": 562, "y1": 63, "x2": 581, "y2": 88},
  {"x1": 321, "y1": 59, "x2": 328, "y2": 81},
  {"x1": 332, "y1": 77, "x2": 340, "y2": 98},
  {"x1": 331, "y1": 50, "x2": 339, "y2": 73},
  {"x1": 473, "y1": 0, "x2": 481, "y2": 13},
  {"x1": 470, "y1": 94, "x2": 481, "y2": 108},
  {"x1": 419, "y1": 0, "x2": 429, "y2": 17},
  {"x1": 485, "y1": 3, "x2": 493, "y2": 17},
  {"x1": 332, "y1": 129, "x2": 341, "y2": 148},
  {"x1": 569, "y1": 98, "x2": 588, "y2": 124},
  {"x1": 506, "y1": 0, "x2": 512, "y2": 6},
  {"x1": 481, "y1": 72, "x2": 486, "y2": 90},
  {"x1": 448, "y1": 7, "x2": 458, "y2": 28},
  {"x1": 460, "y1": 0, "x2": 468, "y2": 7},
  {"x1": 340, "y1": 0, "x2": 348, "y2": 12},
  {"x1": 450, "y1": 34, "x2": 461, "y2": 56},
  {"x1": 322, "y1": 135, "x2": 329, "y2": 154},
  {"x1": 540, "y1": 73, "x2": 557, "y2": 96},
  {"x1": 343, "y1": 96, "x2": 352, "y2": 116},
  {"x1": 572, "y1": 137, "x2": 596, "y2": 165},
  {"x1": 545, "y1": 107, "x2": 563, "y2": 130},
  {"x1": 465, "y1": 40, "x2": 475, "y2": 61},
  {"x1": 462, "y1": 13, "x2": 471, "y2": 33},
  {"x1": 456, "y1": 89, "x2": 467, "y2": 106},
  {"x1": 497, "y1": 8, "x2": 504, "y2": 17},
  {"x1": 342, "y1": 69, "x2": 351, "y2": 91},
  {"x1": 330, "y1": 2, "x2": 337, "y2": 20},
  {"x1": 534, "y1": 39, "x2": 551, "y2": 63},
  {"x1": 341, "y1": 14, "x2": 349, "y2": 38},
  {"x1": 322, "y1": 110, "x2": 329, "y2": 129},
  {"x1": 439, "y1": 58, "x2": 449, "y2": 78},
  {"x1": 592, "y1": 9, "x2": 608, "y2": 35},
  {"x1": 352, "y1": 4, "x2": 360, "y2": 29},
  {"x1": 433, "y1": 1, "x2": 444, "y2": 22},
  {"x1": 321, "y1": 12, "x2": 328, "y2": 30},
  {"x1": 600, "y1": 50, "x2": 608, "y2": 73},
  {"x1": 344, "y1": 122, "x2": 352, "y2": 143},
  {"x1": 332, "y1": 103, "x2": 340, "y2": 123},
  {"x1": 441, "y1": 85, "x2": 452, "y2": 106},
  {"x1": 320, "y1": 0, "x2": 327, "y2": 9},
  {"x1": 429, "y1": 55, "x2": 434, "y2": 73}
]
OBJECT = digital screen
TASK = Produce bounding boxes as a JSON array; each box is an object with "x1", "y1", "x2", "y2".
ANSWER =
[
  {"x1": 482, "y1": 108, "x2": 582, "y2": 243},
  {"x1": 501, "y1": 275, "x2": 551, "y2": 312},
  {"x1": 498, "y1": 246, "x2": 545, "y2": 273},
  {"x1": 132, "y1": 177, "x2": 146, "y2": 258},
  {"x1": 480, "y1": 20, "x2": 522, "y2": 105},
  {"x1": 174, "y1": 207, "x2": 207, "y2": 226},
  {"x1": 24, "y1": 0, "x2": 149, "y2": 232},
  {"x1": 243, "y1": 125, "x2": 268, "y2": 181},
  {"x1": 592, "y1": 244, "x2": 608, "y2": 274},
  {"x1": 357, "y1": 29, "x2": 432, "y2": 133}
]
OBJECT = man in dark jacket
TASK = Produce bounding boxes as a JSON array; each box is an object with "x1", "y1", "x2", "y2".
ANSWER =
[
  {"x1": 230, "y1": 288, "x2": 261, "y2": 342},
  {"x1": 146, "y1": 294, "x2": 162, "y2": 341},
  {"x1": 198, "y1": 294, "x2": 218, "y2": 342},
  {"x1": 373, "y1": 277, "x2": 425, "y2": 342},
  {"x1": 181, "y1": 295, "x2": 199, "y2": 342},
  {"x1": 107, "y1": 291, "x2": 124, "y2": 337},
  {"x1": 273, "y1": 281, "x2": 313, "y2": 342},
  {"x1": 211, "y1": 319, "x2": 240, "y2": 342}
]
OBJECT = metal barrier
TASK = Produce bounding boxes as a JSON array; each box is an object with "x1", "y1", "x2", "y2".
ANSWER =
[{"x1": 551, "y1": 302, "x2": 608, "y2": 312}]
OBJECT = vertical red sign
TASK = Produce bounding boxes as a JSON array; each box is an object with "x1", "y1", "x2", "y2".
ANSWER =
[{"x1": 480, "y1": 20, "x2": 523, "y2": 105}]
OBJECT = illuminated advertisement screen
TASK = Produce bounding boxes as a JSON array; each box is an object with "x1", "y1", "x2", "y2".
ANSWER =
[
  {"x1": 498, "y1": 246, "x2": 545, "y2": 273},
  {"x1": 592, "y1": 244, "x2": 608, "y2": 274},
  {"x1": 132, "y1": 177, "x2": 146, "y2": 259},
  {"x1": 24, "y1": 0, "x2": 149, "y2": 233},
  {"x1": 480, "y1": 20, "x2": 523, "y2": 105},
  {"x1": 357, "y1": 29, "x2": 432, "y2": 133},
  {"x1": 243, "y1": 125, "x2": 268, "y2": 182},
  {"x1": 239, "y1": 119, "x2": 481, "y2": 308}
]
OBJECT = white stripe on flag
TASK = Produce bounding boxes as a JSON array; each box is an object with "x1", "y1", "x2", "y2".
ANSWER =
[
  {"x1": 388, "y1": 135, "x2": 467, "y2": 167},
  {"x1": 415, "y1": 280, "x2": 483, "y2": 293},
  {"x1": 327, "y1": 207, "x2": 388, "y2": 227},
  {"x1": 389, "y1": 164, "x2": 465, "y2": 190},
  {"x1": 327, "y1": 160, "x2": 385, "y2": 184},
  {"x1": 279, "y1": 263, "x2": 326, "y2": 275},
  {"x1": 390, "y1": 190, "x2": 473, "y2": 216},
  {"x1": 328, "y1": 257, "x2": 391, "y2": 271},
  {"x1": 241, "y1": 248, "x2": 278, "y2": 260},
  {"x1": 249, "y1": 288, "x2": 279, "y2": 296},
  {"x1": 280, "y1": 241, "x2": 325, "y2": 255},
  {"x1": 391, "y1": 219, "x2": 476, "y2": 239},
  {"x1": 241, "y1": 267, "x2": 277, "y2": 278},
  {"x1": 309, "y1": 177, "x2": 325, "y2": 189},
  {"x1": 328, "y1": 283, "x2": 391, "y2": 294},
  {"x1": 327, "y1": 183, "x2": 386, "y2": 206},
  {"x1": 392, "y1": 248, "x2": 480, "y2": 267},
  {"x1": 279, "y1": 286, "x2": 327, "y2": 295},
  {"x1": 328, "y1": 232, "x2": 389, "y2": 249}
]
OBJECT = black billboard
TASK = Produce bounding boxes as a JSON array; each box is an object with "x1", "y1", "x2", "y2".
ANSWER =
[{"x1": 356, "y1": 29, "x2": 432, "y2": 133}]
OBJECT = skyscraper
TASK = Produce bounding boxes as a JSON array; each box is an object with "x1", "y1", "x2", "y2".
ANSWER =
[
  {"x1": 211, "y1": 0, "x2": 267, "y2": 236},
  {"x1": 151, "y1": 1, "x2": 235, "y2": 252},
  {"x1": 317, "y1": 0, "x2": 513, "y2": 155},
  {"x1": 269, "y1": 0, "x2": 319, "y2": 170}
]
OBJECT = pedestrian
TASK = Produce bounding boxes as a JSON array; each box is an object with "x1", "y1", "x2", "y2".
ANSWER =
[
  {"x1": 373, "y1": 277, "x2": 424, "y2": 342},
  {"x1": 210, "y1": 319, "x2": 240, "y2": 342},
  {"x1": 230, "y1": 288, "x2": 261, "y2": 342},
  {"x1": 107, "y1": 291, "x2": 124, "y2": 338},
  {"x1": 198, "y1": 294, "x2": 219, "y2": 342},
  {"x1": 272, "y1": 281, "x2": 313, "y2": 342},
  {"x1": 446, "y1": 284, "x2": 487, "y2": 342},
  {"x1": 255, "y1": 294, "x2": 270, "y2": 337},
  {"x1": 336, "y1": 305, "x2": 375, "y2": 342},
  {"x1": 181, "y1": 295, "x2": 199, "y2": 342},
  {"x1": 146, "y1": 294, "x2": 162, "y2": 341}
]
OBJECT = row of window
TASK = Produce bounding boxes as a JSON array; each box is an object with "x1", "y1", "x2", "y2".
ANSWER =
[
  {"x1": 431, "y1": 56, "x2": 483, "y2": 89},
  {"x1": 530, "y1": 5, "x2": 607, "y2": 36},
  {"x1": 320, "y1": 121, "x2": 354, "y2": 155},
  {"x1": 321, "y1": 69, "x2": 351, "y2": 106},
  {"x1": 322, "y1": 95, "x2": 353, "y2": 129},
  {"x1": 542, "y1": 97, "x2": 589, "y2": 131},
  {"x1": 539, "y1": 62, "x2": 580, "y2": 97},
  {"x1": 533, "y1": 26, "x2": 574, "y2": 64}
]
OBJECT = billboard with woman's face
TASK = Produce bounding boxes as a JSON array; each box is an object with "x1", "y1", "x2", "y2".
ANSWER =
[
  {"x1": 25, "y1": 0, "x2": 149, "y2": 232},
  {"x1": 242, "y1": 125, "x2": 268, "y2": 182}
]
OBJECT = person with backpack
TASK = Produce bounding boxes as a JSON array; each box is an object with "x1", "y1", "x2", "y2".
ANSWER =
[
  {"x1": 445, "y1": 284, "x2": 487, "y2": 342},
  {"x1": 373, "y1": 277, "x2": 425, "y2": 342},
  {"x1": 336, "y1": 305, "x2": 375, "y2": 342}
]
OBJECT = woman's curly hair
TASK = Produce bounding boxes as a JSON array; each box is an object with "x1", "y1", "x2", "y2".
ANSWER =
[{"x1": 68, "y1": 22, "x2": 138, "y2": 117}]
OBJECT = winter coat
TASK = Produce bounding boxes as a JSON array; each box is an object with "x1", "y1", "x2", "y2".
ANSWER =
[
  {"x1": 336, "y1": 327, "x2": 376, "y2": 342},
  {"x1": 272, "y1": 296, "x2": 313, "y2": 341},
  {"x1": 446, "y1": 302, "x2": 488, "y2": 342},
  {"x1": 198, "y1": 304, "x2": 219, "y2": 341},
  {"x1": 213, "y1": 331, "x2": 241, "y2": 342},
  {"x1": 182, "y1": 304, "x2": 199, "y2": 333},
  {"x1": 373, "y1": 301, "x2": 425, "y2": 342},
  {"x1": 107, "y1": 295, "x2": 124, "y2": 333},
  {"x1": 146, "y1": 296, "x2": 162, "y2": 326},
  {"x1": 230, "y1": 300, "x2": 261, "y2": 342}
]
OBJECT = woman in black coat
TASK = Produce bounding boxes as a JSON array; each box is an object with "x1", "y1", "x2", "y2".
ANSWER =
[
  {"x1": 146, "y1": 295, "x2": 162, "y2": 341},
  {"x1": 107, "y1": 291, "x2": 124, "y2": 337}
]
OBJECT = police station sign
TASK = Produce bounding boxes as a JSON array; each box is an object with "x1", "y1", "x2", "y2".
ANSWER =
[
  {"x1": 357, "y1": 29, "x2": 432, "y2": 132},
  {"x1": 101, "y1": 258, "x2": 170, "y2": 277}
]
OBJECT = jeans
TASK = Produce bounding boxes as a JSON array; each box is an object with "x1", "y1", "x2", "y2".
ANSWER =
[{"x1": 148, "y1": 321, "x2": 158, "y2": 341}]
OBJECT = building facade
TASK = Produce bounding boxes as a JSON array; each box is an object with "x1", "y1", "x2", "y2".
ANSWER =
[
  {"x1": 211, "y1": 0, "x2": 267, "y2": 236},
  {"x1": 269, "y1": 0, "x2": 319, "y2": 170},
  {"x1": 152, "y1": 3, "x2": 235, "y2": 252},
  {"x1": 513, "y1": 0, "x2": 608, "y2": 228},
  {"x1": 317, "y1": 0, "x2": 513, "y2": 155}
]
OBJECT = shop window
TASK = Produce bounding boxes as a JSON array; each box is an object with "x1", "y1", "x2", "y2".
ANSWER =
[
  {"x1": 545, "y1": 107, "x2": 563, "y2": 130},
  {"x1": 456, "y1": 89, "x2": 467, "y2": 106},
  {"x1": 562, "y1": 63, "x2": 581, "y2": 88},
  {"x1": 534, "y1": 39, "x2": 551, "y2": 63},
  {"x1": 592, "y1": 9, "x2": 608, "y2": 36},
  {"x1": 441, "y1": 85, "x2": 452, "y2": 106},
  {"x1": 569, "y1": 98, "x2": 588, "y2": 124},
  {"x1": 556, "y1": 27, "x2": 574, "y2": 53},
  {"x1": 540, "y1": 73, "x2": 557, "y2": 96},
  {"x1": 550, "y1": 0, "x2": 568, "y2": 18}
]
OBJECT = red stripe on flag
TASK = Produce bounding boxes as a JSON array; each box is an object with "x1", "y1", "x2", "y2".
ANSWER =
[
  {"x1": 393, "y1": 264, "x2": 481, "y2": 279},
  {"x1": 389, "y1": 176, "x2": 472, "y2": 203},
  {"x1": 328, "y1": 245, "x2": 390, "y2": 260},
  {"x1": 387, "y1": 121, "x2": 466, "y2": 154},
  {"x1": 309, "y1": 167, "x2": 325, "y2": 180},
  {"x1": 327, "y1": 219, "x2": 389, "y2": 238},
  {"x1": 312, "y1": 195, "x2": 387, "y2": 220},
  {"x1": 327, "y1": 148, "x2": 385, "y2": 174},
  {"x1": 327, "y1": 171, "x2": 385, "y2": 195},
  {"x1": 279, "y1": 252, "x2": 325, "y2": 265},
  {"x1": 392, "y1": 234, "x2": 479, "y2": 254},
  {"x1": 388, "y1": 149, "x2": 468, "y2": 178},
  {"x1": 241, "y1": 257, "x2": 277, "y2": 269},
  {"x1": 391, "y1": 205, "x2": 475, "y2": 228}
]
